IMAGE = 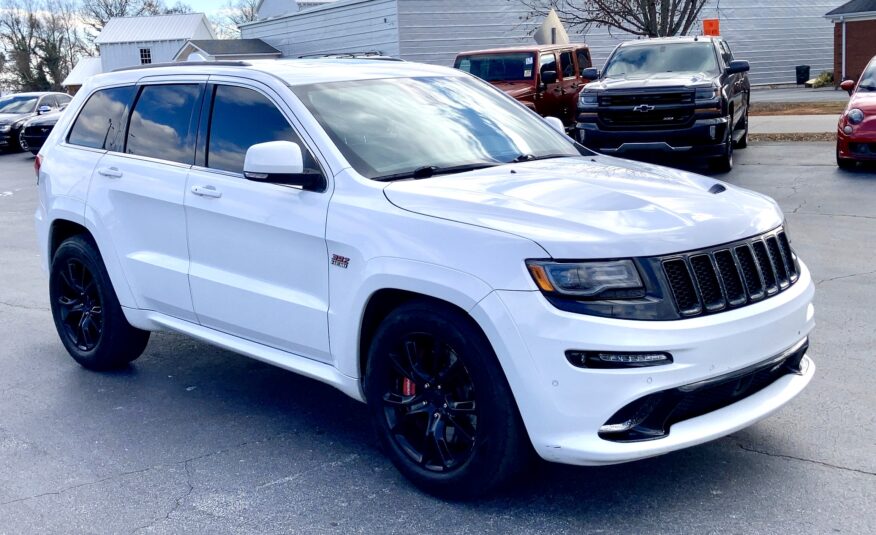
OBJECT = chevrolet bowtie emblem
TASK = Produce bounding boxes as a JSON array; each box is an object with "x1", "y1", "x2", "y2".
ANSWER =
[{"x1": 633, "y1": 104, "x2": 655, "y2": 112}]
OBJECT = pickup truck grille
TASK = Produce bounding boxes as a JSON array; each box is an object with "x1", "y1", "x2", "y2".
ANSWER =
[
  {"x1": 661, "y1": 228, "x2": 799, "y2": 318},
  {"x1": 597, "y1": 90, "x2": 695, "y2": 130}
]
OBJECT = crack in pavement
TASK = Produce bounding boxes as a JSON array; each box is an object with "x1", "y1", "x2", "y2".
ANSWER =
[
  {"x1": 793, "y1": 211, "x2": 876, "y2": 221},
  {"x1": 130, "y1": 459, "x2": 196, "y2": 534},
  {"x1": 0, "y1": 300, "x2": 48, "y2": 312},
  {"x1": 0, "y1": 465, "x2": 157, "y2": 507},
  {"x1": 816, "y1": 269, "x2": 876, "y2": 285},
  {"x1": 738, "y1": 444, "x2": 876, "y2": 476}
]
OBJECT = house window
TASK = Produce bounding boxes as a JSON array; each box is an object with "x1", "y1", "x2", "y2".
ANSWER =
[{"x1": 139, "y1": 48, "x2": 152, "y2": 65}]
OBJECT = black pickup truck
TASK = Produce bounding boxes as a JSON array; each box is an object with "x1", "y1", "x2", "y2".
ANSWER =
[{"x1": 576, "y1": 36, "x2": 750, "y2": 172}]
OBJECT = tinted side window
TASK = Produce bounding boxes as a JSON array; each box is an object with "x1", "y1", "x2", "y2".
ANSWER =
[
  {"x1": 58, "y1": 94, "x2": 72, "y2": 107},
  {"x1": 560, "y1": 51, "x2": 575, "y2": 78},
  {"x1": 127, "y1": 84, "x2": 200, "y2": 164},
  {"x1": 576, "y1": 48, "x2": 592, "y2": 70},
  {"x1": 207, "y1": 85, "x2": 318, "y2": 175},
  {"x1": 68, "y1": 85, "x2": 136, "y2": 151}
]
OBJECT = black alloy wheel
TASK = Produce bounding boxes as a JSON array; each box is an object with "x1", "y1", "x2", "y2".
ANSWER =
[
  {"x1": 364, "y1": 300, "x2": 531, "y2": 499},
  {"x1": 55, "y1": 258, "x2": 103, "y2": 351},
  {"x1": 381, "y1": 332, "x2": 478, "y2": 472}
]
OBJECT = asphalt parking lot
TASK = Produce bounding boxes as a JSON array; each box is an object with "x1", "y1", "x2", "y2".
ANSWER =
[{"x1": 1, "y1": 144, "x2": 874, "y2": 534}]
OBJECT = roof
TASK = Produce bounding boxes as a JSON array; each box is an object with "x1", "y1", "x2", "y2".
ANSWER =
[
  {"x1": 61, "y1": 57, "x2": 103, "y2": 87},
  {"x1": 826, "y1": 0, "x2": 876, "y2": 20},
  {"x1": 618, "y1": 36, "x2": 721, "y2": 47},
  {"x1": 184, "y1": 39, "x2": 281, "y2": 57},
  {"x1": 95, "y1": 13, "x2": 216, "y2": 45},
  {"x1": 91, "y1": 58, "x2": 459, "y2": 89},
  {"x1": 458, "y1": 43, "x2": 589, "y2": 56}
]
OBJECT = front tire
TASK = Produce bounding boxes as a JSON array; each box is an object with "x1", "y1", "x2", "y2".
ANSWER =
[
  {"x1": 710, "y1": 121, "x2": 734, "y2": 173},
  {"x1": 49, "y1": 235, "x2": 150, "y2": 370},
  {"x1": 364, "y1": 300, "x2": 530, "y2": 499}
]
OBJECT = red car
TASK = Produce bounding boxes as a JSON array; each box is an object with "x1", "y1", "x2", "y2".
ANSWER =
[{"x1": 837, "y1": 56, "x2": 876, "y2": 169}]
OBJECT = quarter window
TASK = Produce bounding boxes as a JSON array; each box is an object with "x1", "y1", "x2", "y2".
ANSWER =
[
  {"x1": 206, "y1": 84, "x2": 318, "y2": 175},
  {"x1": 126, "y1": 84, "x2": 200, "y2": 164},
  {"x1": 139, "y1": 48, "x2": 152, "y2": 65},
  {"x1": 67, "y1": 85, "x2": 136, "y2": 151},
  {"x1": 539, "y1": 53, "x2": 557, "y2": 78},
  {"x1": 576, "y1": 48, "x2": 592, "y2": 70}
]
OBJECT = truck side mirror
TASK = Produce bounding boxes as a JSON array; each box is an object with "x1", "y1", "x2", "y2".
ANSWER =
[
  {"x1": 725, "y1": 60, "x2": 750, "y2": 75},
  {"x1": 581, "y1": 68, "x2": 600, "y2": 80},
  {"x1": 540, "y1": 70, "x2": 558, "y2": 87}
]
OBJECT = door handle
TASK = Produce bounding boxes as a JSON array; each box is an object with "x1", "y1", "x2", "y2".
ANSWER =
[
  {"x1": 97, "y1": 167, "x2": 122, "y2": 178},
  {"x1": 191, "y1": 185, "x2": 222, "y2": 198}
]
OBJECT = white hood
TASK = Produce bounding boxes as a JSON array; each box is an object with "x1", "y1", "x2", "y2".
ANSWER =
[{"x1": 383, "y1": 156, "x2": 783, "y2": 259}]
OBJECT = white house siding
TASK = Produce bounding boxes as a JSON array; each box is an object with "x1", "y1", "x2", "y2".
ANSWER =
[
  {"x1": 242, "y1": 0, "x2": 400, "y2": 58},
  {"x1": 100, "y1": 40, "x2": 190, "y2": 72}
]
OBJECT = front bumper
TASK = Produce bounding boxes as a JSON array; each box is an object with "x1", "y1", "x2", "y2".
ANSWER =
[
  {"x1": 837, "y1": 128, "x2": 876, "y2": 161},
  {"x1": 471, "y1": 260, "x2": 815, "y2": 466},
  {"x1": 576, "y1": 116, "x2": 730, "y2": 158}
]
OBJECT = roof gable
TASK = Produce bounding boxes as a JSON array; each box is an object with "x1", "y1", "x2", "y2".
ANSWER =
[
  {"x1": 95, "y1": 13, "x2": 216, "y2": 45},
  {"x1": 826, "y1": 0, "x2": 876, "y2": 18}
]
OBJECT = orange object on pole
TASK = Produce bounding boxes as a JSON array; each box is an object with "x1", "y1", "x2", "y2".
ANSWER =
[{"x1": 703, "y1": 19, "x2": 720, "y2": 36}]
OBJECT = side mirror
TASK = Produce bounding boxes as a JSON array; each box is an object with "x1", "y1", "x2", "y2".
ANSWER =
[
  {"x1": 581, "y1": 67, "x2": 600, "y2": 80},
  {"x1": 540, "y1": 70, "x2": 558, "y2": 86},
  {"x1": 840, "y1": 79, "x2": 856, "y2": 95},
  {"x1": 543, "y1": 116, "x2": 565, "y2": 134},
  {"x1": 725, "y1": 60, "x2": 750, "y2": 75},
  {"x1": 243, "y1": 141, "x2": 325, "y2": 191},
  {"x1": 37, "y1": 105, "x2": 52, "y2": 115}
]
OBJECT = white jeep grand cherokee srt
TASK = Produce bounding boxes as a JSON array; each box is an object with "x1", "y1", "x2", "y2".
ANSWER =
[{"x1": 35, "y1": 59, "x2": 814, "y2": 499}]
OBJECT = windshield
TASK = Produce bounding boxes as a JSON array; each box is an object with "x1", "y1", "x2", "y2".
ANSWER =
[
  {"x1": 603, "y1": 42, "x2": 720, "y2": 78},
  {"x1": 454, "y1": 53, "x2": 536, "y2": 82},
  {"x1": 291, "y1": 76, "x2": 583, "y2": 180},
  {"x1": 0, "y1": 95, "x2": 38, "y2": 114},
  {"x1": 860, "y1": 61, "x2": 876, "y2": 90}
]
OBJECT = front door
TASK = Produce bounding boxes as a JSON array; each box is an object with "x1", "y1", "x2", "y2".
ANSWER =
[
  {"x1": 184, "y1": 82, "x2": 332, "y2": 362},
  {"x1": 536, "y1": 52, "x2": 563, "y2": 119},
  {"x1": 558, "y1": 49, "x2": 581, "y2": 125}
]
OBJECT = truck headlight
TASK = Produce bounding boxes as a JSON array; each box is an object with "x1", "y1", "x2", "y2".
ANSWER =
[
  {"x1": 0, "y1": 124, "x2": 10, "y2": 133},
  {"x1": 578, "y1": 92, "x2": 598, "y2": 107},
  {"x1": 526, "y1": 259, "x2": 644, "y2": 298},
  {"x1": 695, "y1": 87, "x2": 718, "y2": 101},
  {"x1": 847, "y1": 108, "x2": 865, "y2": 125}
]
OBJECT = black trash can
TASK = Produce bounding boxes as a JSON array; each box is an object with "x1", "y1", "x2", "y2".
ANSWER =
[{"x1": 796, "y1": 65, "x2": 810, "y2": 85}]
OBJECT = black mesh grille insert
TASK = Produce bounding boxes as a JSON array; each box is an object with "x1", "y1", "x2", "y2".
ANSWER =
[
  {"x1": 690, "y1": 255, "x2": 725, "y2": 311},
  {"x1": 659, "y1": 228, "x2": 798, "y2": 318},
  {"x1": 663, "y1": 259, "x2": 701, "y2": 315},
  {"x1": 752, "y1": 240, "x2": 778, "y2": 294},
  {"x1": 714, "y1": 250, "x2": 746, "y2": 306}
]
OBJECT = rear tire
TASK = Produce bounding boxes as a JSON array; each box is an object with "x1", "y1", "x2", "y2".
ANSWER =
[
  {"x1": 49, "y1": 235, "x2": 150, "y2": 370},
  {"x1": 363, "y1": 300, "x2": 530, "y2": 499}
]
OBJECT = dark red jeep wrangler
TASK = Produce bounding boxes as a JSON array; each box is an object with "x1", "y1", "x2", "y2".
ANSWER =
[{"x1": 454, "y1": 44, "x2": 594, "y2": 127}]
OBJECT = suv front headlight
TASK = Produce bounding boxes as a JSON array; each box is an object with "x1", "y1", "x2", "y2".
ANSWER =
[
  {"x1": 695, "y1": 87, "x2": 718, "y2": 101},
  {"x1": 526, "y1": 259, "x2": 644, "y2": 298}
]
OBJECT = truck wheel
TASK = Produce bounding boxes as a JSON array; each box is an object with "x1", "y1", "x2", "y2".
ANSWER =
[
  {"x1": 363, "y1": 300, "x2": 530, "y2": 499},
  {"x1": 710, "y1": 124, "x2": 734, "y2": 173},
  {"x1": 49, "y1": 235, "x2": 150, "y2": 370}
]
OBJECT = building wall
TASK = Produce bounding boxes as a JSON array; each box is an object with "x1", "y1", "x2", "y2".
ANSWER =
[
  {"x1": 396, "y1": 0, "x2": 843, "y2": 85},
  {"x1": 100, "y1": 40, "x2": 189, "y2": 72},
  {"x1": 833, "y1": 19, "x2": 876, "y2": 82},
  {"x1": 243, "y1": 0, "x2": 400, "y2": 58}
]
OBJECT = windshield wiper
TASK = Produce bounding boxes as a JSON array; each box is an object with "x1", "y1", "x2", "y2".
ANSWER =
[
  {"x1": 374, "y1": 162, "x2": 501, "y2": 181},
  {"x1": 858, "y1": 84, "x2": 876, "y2": 91},
  {"x1": 508, "y1": 153, "x2": 571, "y2": 163}
]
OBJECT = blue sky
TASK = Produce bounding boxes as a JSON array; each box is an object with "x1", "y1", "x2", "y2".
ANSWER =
[{"x1": 185, "y1": 0, "x2": 228, "y2": 15}]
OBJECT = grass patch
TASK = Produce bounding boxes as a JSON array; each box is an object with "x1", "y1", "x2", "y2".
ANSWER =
[
  {"x1": 750, "y1": 101, "x2": 846, "y2": 116},
  {"x1": 749, "y1": 132, "x2": 835, "y2": 143}
]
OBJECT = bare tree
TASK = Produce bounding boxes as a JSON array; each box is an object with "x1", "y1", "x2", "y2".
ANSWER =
[
  {"x1": 211, "y1": 0, "x2": 258, "y2": 39},
  {"x1": 0, "y1": 0, "x2": 85, "y2": 91},
  {"x1": 518, "y1": 0, "x2": 710, "y2": 37}
]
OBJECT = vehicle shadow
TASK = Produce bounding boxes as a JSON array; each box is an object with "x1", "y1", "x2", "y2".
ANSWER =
[{"x1": 54, "y1": 330, "x2": 782, "y2": 521}]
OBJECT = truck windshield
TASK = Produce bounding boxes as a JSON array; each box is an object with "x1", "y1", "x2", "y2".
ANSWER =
[
  {"x1": 0, "y1": 95, "x2": 38, "y2": 114},
  {"x1": 454, "y1": 53, "x2": 536, "y2": 82},
  {"x1": 603, "y1": 42, "x2": 720, "y2": 78},
  {"x1": 292, "y1": 76, "x2": 583, "y2": 180}
]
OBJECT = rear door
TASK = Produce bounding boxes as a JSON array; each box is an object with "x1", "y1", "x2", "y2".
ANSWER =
[
  {"x1": 87, "y1": 81, "x2": 203, "y2": 321},
  {"x1": 184, "y1": 80, "x2": 333, "y2": 362}
]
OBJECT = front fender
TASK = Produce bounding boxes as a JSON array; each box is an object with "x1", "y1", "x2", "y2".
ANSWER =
[{"x1": 329, "y1": 256, "x2": 494, "y2": 382}]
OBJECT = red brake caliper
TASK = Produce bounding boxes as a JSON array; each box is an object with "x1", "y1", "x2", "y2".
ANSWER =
[{"x1": 402, "y1": 377, "x2": 416, "y2": 396}]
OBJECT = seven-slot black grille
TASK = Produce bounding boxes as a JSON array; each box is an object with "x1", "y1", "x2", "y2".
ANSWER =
[{"x1": 661, "y1": 228, "x2": 799, "y2": 317}]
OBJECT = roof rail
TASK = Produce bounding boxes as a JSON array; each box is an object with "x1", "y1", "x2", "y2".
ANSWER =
[{"x1": 112, "y1": 60, "x2": 252, "y2": 73}]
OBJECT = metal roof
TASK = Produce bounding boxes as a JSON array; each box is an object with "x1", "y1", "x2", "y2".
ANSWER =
[
  {"x1": 61, "y1": 57, "x2": 103, "y2": 87},
  {"x1": 826, "y1": 0, "x2": 876, "y2": 18},
  {"x1": 186, "y1": 39, "x2": 281, "y2": 56},
  {"x1": 95, "y1": 13, "x2": 216, "y2": 45}
]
